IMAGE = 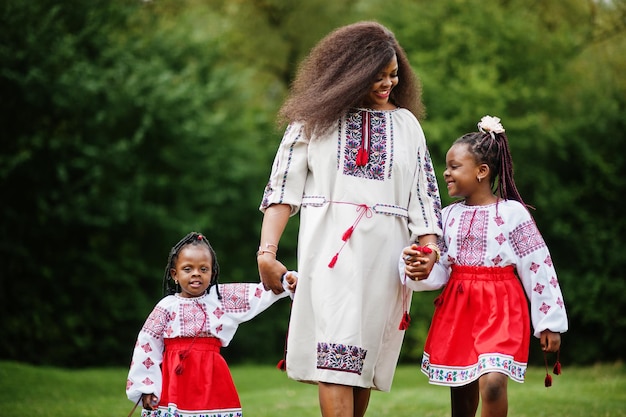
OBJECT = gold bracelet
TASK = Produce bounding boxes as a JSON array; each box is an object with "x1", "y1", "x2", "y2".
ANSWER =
[
  {"x1": 256, "y1": 244, "x2": 277, "y2": 257},
  {"x1": 423, "y1": 242, "x2": 441, "y2": 262}
]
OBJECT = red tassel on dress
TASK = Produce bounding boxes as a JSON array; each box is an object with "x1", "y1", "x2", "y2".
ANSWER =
[{"x1": 158, "y1": 337, "x2": 241, "y2": 413}]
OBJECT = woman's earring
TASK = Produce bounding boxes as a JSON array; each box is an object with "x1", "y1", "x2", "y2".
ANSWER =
[{"x1": 477, "y1": 177, "x2": 482, "y2": 183}]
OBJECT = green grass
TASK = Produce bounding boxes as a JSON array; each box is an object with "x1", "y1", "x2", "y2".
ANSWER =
[{"x1": 1, "y1": 360, "x2": 625, "y2": 416}]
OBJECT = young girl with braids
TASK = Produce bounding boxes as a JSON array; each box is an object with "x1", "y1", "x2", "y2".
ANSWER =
[
  {"x1": 401, "y1": 116, "x2": 568, "y2": 417},
  {"x1": 126, "y1": 232, "x2": 297, "y2": 417}
]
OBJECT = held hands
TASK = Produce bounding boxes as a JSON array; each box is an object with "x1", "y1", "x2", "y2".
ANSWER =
[
  {"x1": 283, "y1": 271, "x2": 298, "y2": 293},
  {"x1": 141, "y1": 393, "x2": 158, "y2": 410},
  {"x1": 258, "y1": 252, "x2": 288, "y2": 294},
  {"x1": 540, "y1": 329, "x2": 561, "y2": 352},
  {"x1": 402, "y1": 243, "x2": 438, "y2": 281}
]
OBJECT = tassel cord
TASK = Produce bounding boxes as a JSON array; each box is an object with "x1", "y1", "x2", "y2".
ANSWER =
[
  {"x1": 328, "y1": 203, "x2": 373, "y2": 268},
  {"x1": 175, "y1": 300, "x2": 208, "y2": 375}
]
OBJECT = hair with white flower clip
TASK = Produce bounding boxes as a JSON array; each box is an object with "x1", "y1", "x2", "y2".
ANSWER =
[
  {"x1": 478, "y1": 115, "x2": 505, "y2": 138},
  {"x1": 454, "y1": 115, "x2": 529, "y2": 207}
]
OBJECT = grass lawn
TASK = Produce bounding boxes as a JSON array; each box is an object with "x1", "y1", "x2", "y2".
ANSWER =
[{"x1": 1, "y1": 360, "x2": 624, "y2": 416}]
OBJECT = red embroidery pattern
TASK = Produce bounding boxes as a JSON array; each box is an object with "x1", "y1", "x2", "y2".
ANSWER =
[
  {"x1": 142, "y1": 357, "x2": 155, "y2": 369},
  {"x1": 213, "y1": 307, "x2": 224, "y2": 319},
  {"x1": 457, "y1": 210, "x2": 488, "y2": 265},
  {"x1": 180, "y1": 303, "x2": 207, "y2": 336},
  {"x1": 220, "y1": 283, "x2": 251, "y2": 313},
  {"x1": 141, "y1": 306, "x2": 169, "y2": 338},
  {"x1": 530, "y1": 262, "x2": 540, "y2": 273},
  {"x1": 556, "y1": 297, "x2": 564, "y2": 308},
  {"x1": 510, "y1": 220, "x2": 546, "y2": 257},
  {"x1": 544, "y1": 255, "x2": 553, "y2": 267},
  {"x1": 550, "y1": 276, "x2": 559, "y2": 288}
]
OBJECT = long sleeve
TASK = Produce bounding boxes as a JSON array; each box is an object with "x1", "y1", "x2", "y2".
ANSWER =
[
  {"x1": 406, "y1": 118, "x2": 442, "y2": 241},
  {"x1": 508, "y1": 214, "x2": 568, "y2": 337},
  {"x1": 211, "y1": 282, "x2": 292, "y2": 347},
  {"x1": 126, "y1": 302, "x2": 169, "y2": 403},
  {"x1": 260, "y1": 123, "x2": 309, "y2": 215}
]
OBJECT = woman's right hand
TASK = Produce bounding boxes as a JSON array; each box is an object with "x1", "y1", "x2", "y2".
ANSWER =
[{"x1": 258, "y1": 253, "x2": 288, "y2": 294}]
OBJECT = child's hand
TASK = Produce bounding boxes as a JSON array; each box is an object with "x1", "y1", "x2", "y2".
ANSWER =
[
  {"x1": 141, "y1": 393, "x2": 158, "y2": 410},
  {"x1": 283, "y1": 271, "x2": 298, "y2": 293},
  {"x1": 540, "y1": 330, "x2": 561, "y2": 352},
  {"x1": 402, "y1": 244, "x2": 436, "y2": 281}
]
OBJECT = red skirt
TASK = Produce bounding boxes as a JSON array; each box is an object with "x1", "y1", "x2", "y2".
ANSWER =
[
  {"x1": 421, "y1": 265, "x2": 530, "y2": 386},
  {"x1": 143, "y1": 337, "x2": 242, "y2": 417}
]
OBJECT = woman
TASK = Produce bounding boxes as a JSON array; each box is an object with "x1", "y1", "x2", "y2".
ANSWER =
[{"x1": 257, "y1": 21, "x2": 442, "y2": 417}]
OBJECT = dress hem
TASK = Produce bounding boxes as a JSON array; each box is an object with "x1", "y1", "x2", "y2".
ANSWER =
[{"x1": 420, "y1": 352, "x2": 527, "y2": 387}]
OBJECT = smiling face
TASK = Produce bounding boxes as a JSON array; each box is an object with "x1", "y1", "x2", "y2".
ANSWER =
[
  {"x1": 361, "y1": 54, "x2": 398, "y2": 110},
  {"x1": 170, "y1": 244, "x2": 213, "y2": 298},
  {"x1": 443, "y1": 143, "x2": 482, "y2": 200}
]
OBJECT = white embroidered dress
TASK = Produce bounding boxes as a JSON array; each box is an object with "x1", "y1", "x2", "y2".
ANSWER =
[
  {"x1": 261, "y1": 108, "x2": 442, "y2": 391},
  {"x1": 403, "y1": 200, "x2": 568, "y2": 386},
  {"x1": 126, "y1": 282, "x2": 291, "y2": 416}
]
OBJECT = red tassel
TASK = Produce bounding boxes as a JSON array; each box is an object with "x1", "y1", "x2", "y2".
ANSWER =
[
  {"x1": 399, "y1": 312, "x2": 411, "y2": 330},
  {"x1": 276, "y1": 359, "x2": 286, "y2": 371},
  {"x1": 356, "y1": 148, "x2": 368, "y2": 166},
  {"x1": 415, "y1": 246, "x2": 432, "y2": 254},
  {"x1": 544, "y1": 373, "x2": 552, "y2": 387},
  {"x1": 328, "y1": 254, "x2": 338, "y2": 268},
  {"x1": 553, "y1": 360, "x2": 561, "y2": 375},
  {"x1": 543, "y1": 350, "x2": 554, "y2": 387},
  {"x1": 433, "y1": 295, "x2": 443, "y2": 307},
  {"x1": 342, "y1": 226, "x2": 354, "y2": 241}
]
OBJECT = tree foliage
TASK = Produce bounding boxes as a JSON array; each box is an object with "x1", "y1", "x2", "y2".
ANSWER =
[{"x1": 1, "y1": 0, "x2": 624, "y2": 367}]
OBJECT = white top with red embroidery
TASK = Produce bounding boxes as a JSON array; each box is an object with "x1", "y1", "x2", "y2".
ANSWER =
[
  {"x1": 126, "y1": 281, "x2": 291, "y2": 403},
  {"x1": 401, "y1": 199, "x2": 568, "y2": 338}
]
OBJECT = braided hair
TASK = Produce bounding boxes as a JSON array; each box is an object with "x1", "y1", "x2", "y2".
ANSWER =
[
  {"x1": 454, "y1": 128, "x2": 528, "y2": 208},
  {"x1": 162, "y1": 232, "x2": 221, "y2": 299}
]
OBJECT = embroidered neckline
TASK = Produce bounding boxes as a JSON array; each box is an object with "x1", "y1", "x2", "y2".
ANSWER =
[
  {"x1": 459, "y1": 198, "x2": 502, "y2": 208},
  {"x1": 174, "y1": 292, "x2": 208, "y2": 301},
  {"x1": 352, "y1": 107, "x2": 399, "y2": 113}
]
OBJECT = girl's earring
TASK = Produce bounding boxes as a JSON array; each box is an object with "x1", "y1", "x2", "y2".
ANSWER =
[
  {"x1": 174, "y1": 280, "x2": 179, "y2": 285},
  {"x1": 477, "y1": 177, "x2": 482, "y2": 183}
]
